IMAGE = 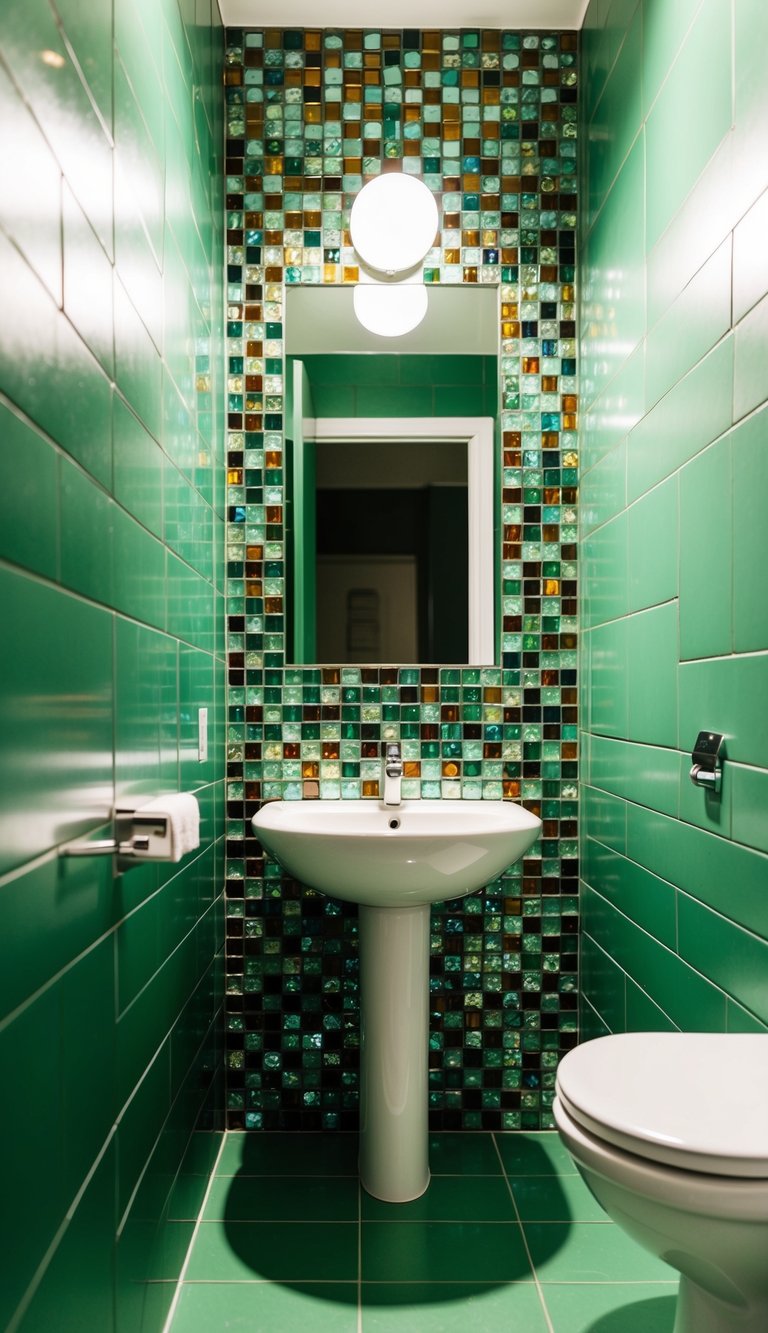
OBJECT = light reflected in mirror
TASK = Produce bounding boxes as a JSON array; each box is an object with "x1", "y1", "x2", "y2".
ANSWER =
[{"x1": 285, "y1": 286, "x2": 499, "y2": 667}]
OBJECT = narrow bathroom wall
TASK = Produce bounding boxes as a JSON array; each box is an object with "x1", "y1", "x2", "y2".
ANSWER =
[
  {"x1": 0, "y1": 1, "x2": 225, "y2": 1329},
  {"x1": 580, "y1": 0, "x2": 768, "y2": 1034},
  {"x1": 223, "y1": 26, "x2": 579, "y2": 1134}
]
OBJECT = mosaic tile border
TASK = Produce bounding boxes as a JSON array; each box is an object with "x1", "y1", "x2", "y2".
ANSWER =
[{"x1": 222, "y1": 27, "x2": 578, "y2": 1131}]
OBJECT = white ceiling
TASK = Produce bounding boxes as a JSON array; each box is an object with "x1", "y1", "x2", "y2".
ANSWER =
[{"x1": 220, "y1": 1, "x2": 588, "y2": 30}]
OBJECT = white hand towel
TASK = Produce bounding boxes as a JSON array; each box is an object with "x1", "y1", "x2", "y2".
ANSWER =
[{"x1": 138, "y1": 792, "x2": 200, "y2": 862}]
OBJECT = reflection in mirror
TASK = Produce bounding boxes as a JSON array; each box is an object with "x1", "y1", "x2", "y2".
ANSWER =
[{"x1": 285, "y1": 286, "x2": 499, "y2": 667}]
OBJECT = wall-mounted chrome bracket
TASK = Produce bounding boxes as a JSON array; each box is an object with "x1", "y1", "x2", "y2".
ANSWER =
[
  {"x1": 689, "y1": 732, "x2": 725, "y2": 796},
  {"x1": 60, "y1": 807, "x2": 170, "y2": 872}
]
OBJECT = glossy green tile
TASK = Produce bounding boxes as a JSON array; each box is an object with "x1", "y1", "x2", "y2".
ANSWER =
[
  {"x1": 427, "y1": 1131, "x2": 502, "y2": 1176},
  {"x1": 581, "y1": 347, "x2": 644, "y2": 475},
  {"x1": 726, "y1": 999, "x2": 768, "y2": 1034},
  {"x1": 582, "y1": 887, "x2": 727, "y2": 1030},
  {"x1": 733, "y1": 0, "x2": 768, "y2": 204},
  {"x1": 544, "y1": 1283, "x2": 676, "y2": 1333},
  {"x1": 310, "y1": 384, "x2": 357, "y2": 417},
  {"x1": 623, "y1": 741, "x2": 681, "y2": 817},
  {"x1": 60, "y1": 458, "x2": 114, "y2": 605},
  {"x1": 733, "y1": 404, "x2": 768, "y2": 652},
  {"x1": 677, "y1": 894, "x2": 768, "y2": 1025},
  {"x1": 582, "y1": 839, "x2": 676, "y2": 946},
  {"x1": 580, "y1": 930, "x2": 626, "y2": 1032},
  {"x1": 362, "y1": 1220, "x2": 531, "y2": 1283},
  {"x1": 0, "y1": 230, "x2": 113, "y2": 487},
  {"x1": 733, "y1": 188, "x2": 768, "y2": 324},
  {"x1": 363, "y1": 1176, "x2": 516, "y2": 1222},
  {"x1": 15, "y1": 1144, "x2": 117, "y2": 1333},
  {"x1": 114, "y1": 275, "x2": 162, "y2": 442},
  {"x1": 526, "y1": 1221, "x2": 675, "y2": 1283},
  {"x1": 642, "y1": 0, "x2": 702, "y2": 115},
  {"x1": 179, "y1": 645, "x2": 216, "y2": 788},
  {"x1": 113, "y1": 55, "x2": 164, "y2": 270},
  {"x1": 113, "y1": 394, "x2": 164, "y2": 537},
  {"x1": 645, "y1": 240, "x2": 731, "y2": 412},
  {"x1": 115, "y1": 617, "x2": 178, "y2": 804},
  {"x1": 625, "y1": 978, "x2": 678, "y2": 1033},
  {"x1": 627, "y1": 335, "x2": 733, "y2": 503},
  {"x1": 116, "y1": 1040, "x2": 171, "y2": 1215},
  {"x1": 628, "y1": 475, "x2": 677, "y2": 612},
  {"x1": 731, "y1": 764, "x2": 768, "y2": 854},
  {"x1": 589, "y1": 618, "x2": 628, "y2": 739},
  {"x1": 511, "y1": 1173, "x2": 607, "y2": 1223},
  {"x1": 0, "y1": 567, "x2": 113, "y2": 875},
  {"x1": 53, "y1": 0, "x2": 113, "y2": 128},
  {"x1": 680, "y1": 436, "x2": 732, "y2": 659},
  {"x1": 217, "y1": 1132, "x2": 359, "y2": 1177},
  {"x1": 495, "y1": 1132, "x2": 577, "y2": 1178},
  {"x1": 172, "y1": 1283, "x2": 358, "y2": 1333},
  {"x1": 58, "y1": 940, "x2": 116, "y2": 1200},
  {"x1": 645, "y1": 0, "x2": 732, "y2": 251},
  {"x1": 587, "y1": 1, "x2": 642, "y2": 224},
  {"x1": 583, "y1": 512, "x2": 628, "y2": 628},
  {"x1": 112, "y1": 504, "x2": 167, "y2": 628},
  {"x1": 583, "y1": 785, "x2": 627, "y2": 853},
  {"x1": 205, "y1": 1174, "x2": 359, "y2": 1221},
  {"x1": 167, "y1": 550, "x2": 214, "y2": 649},
  {"x1": 0, "y1": 61, "x2": 62, "y2": 304},
  {"x1": 0, "y1": 401, "x2": 58, "y2": 578},
  {"x1": 627, "y1": 602, "x2": 678, "y2": 747},
  {"x1": 362, "y1": 1283, "x2": 549, "y2": 1333},
  {"x1": 679, "y1": 653, "x2": 768, "y2": 768},
  {"x1": 114, "y1": 0, "x2": 163, "y2": 156},
  {"x1": 187, "y1": 1221, "x2": 358, "y2": 1281},
  {"x1": 580, "y1": 995, "x2": 613, "y2": 1043},
  {"x1": 627, "y1": 802, "x2": 768, "y2": 938},
  {"x1": 62, "y1": 181, "x2": 114, "y2": 376},
  {"x1": 581, "y1": 439, "x2": 627, "y2": 536}
]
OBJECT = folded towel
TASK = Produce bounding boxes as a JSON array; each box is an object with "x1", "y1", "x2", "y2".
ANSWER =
[{"x1": 137, "y1": 792, "x2": 200, "y2": 862}]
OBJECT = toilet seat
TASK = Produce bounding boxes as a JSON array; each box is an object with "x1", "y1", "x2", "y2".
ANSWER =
[{"x1": 555, "y1": 1032, "x2": 768, "y2": 1178}]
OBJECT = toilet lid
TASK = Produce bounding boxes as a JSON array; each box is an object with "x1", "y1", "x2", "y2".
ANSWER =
[{"x1": 556, "y1": 1033, "x2": 768, "y2": 1178}]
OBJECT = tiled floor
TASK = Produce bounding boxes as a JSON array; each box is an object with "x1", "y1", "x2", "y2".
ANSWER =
[{"x1": 166, "y1": 1132, "x2": 677, "y2": 1332}]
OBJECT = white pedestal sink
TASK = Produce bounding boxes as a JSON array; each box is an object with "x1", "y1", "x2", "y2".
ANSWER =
[{"x1": 251, "y1": 798, "x2": 542, "y2": 1201}]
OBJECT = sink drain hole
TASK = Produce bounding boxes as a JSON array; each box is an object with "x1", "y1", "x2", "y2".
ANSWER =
[{"x1": 388, "y1": 818, "x2": 400, "y2": 829}]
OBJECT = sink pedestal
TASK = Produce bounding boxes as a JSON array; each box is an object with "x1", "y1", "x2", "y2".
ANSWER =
[{"x1": 358, "y1": 903, "x2": 431, "y2": 1202}]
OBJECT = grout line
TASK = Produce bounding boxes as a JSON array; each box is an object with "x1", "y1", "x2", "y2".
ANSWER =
[
  {"x1": 491, "y1": 1133, "x2": 555, "y2": 1333},
  {"x1": 161, "y1": 1129, "x2": 228, "y2": 1333}
]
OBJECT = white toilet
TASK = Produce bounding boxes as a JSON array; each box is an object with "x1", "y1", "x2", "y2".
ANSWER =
[{"x1": 553, "y1": 1032, "x2": 768, "y2": 1333}]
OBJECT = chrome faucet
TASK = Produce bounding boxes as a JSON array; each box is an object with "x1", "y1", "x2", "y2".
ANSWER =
[{"x1": 382, "y1": 742, "x2": 403, "y2": 807}]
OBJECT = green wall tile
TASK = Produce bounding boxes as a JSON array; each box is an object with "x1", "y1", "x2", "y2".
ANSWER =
[
  {"x1": 581, "y1": 346, "x2": 644, "y2": 473},
  {"x1": 625, "y1": 978, "x2": 678, "y2": 1032},
  {"x1": 113, "y1": 394, "x2": 165, "y2": 538},
  {"x1": 588, "y1": 618, "x2": 628, "y2": 738},
  {"x1": 627, "y1": 601, "x2": 678, "y2": 746},
  {"x1": 115, "y1": 618, "x2": 178, "y2": 804},
  {"x1": 63, "y1": 181, "x2": 115, "y2": 377},
  {"x1": 58, "y1": 940, "x2": 116, "y2": 1199},
  {"x1": 0, "y1": 402, "x2": 58, "y2": 579},
  {"x1": 583, "y1": 784, "x2": 627, "y2": 853},
  {"x1": 53, "y1": 0, "x2": 113, "y2": 129},
  {"x1": 678, "y1": 894, "x2": 768, "y2": 1025},
  {"x1": 583, "y1": 512, "x2": 628, "y2": 628},
  {"x1": 733, "y1": 188, "x2": 768, "y2": 324},
  {"x1": 733, "y1": 0, "x2": 768, "y2": 206},
  {"x1": 627, "y1": 335, "x2": 733, "y2": 502},
  {"x1": 735, "y1": 290, "x2": 768, "y2": 425},
  {"x1": 60, "y1": 460, "x2": 114, "y2": 605},
  {"x1": 112, "y1": 504, "x2": 167, "y2": 628},
  {"x1": 645, "y1": 0, "x2": 732, "y2": 251},
  {"x1": 645, "y1": 240, "x2": 731, "y2": 412},
  {"x1": 642, "y1": 0, "x2": 703, "y2": 116},
  {"x1": 726, "y1": 999, "x2": 768, "y2": 1035},
  {"x1": 731, "y1": 764, "x2": 768, "y2": 855},
  {"x1": 0, "y1": 61, "x2": 62, "y2": 305},
  {"x1": 582, "y1": 838, "x2": 676, "y2": 946},
  {"x1": 730, "y1": 399, "x2": 768, "y2": 645},
  {"x1": 0, "y1": 568, "x2": 113, "y2": 875},
  {"x1": 679, "y1": 653, "x2": 768, "y2": 768},
  {"x1": 587, "y1": 1, "x2": 642, "y2": 225},
  {"x1": 679, "y1": 435, "x2": 732, "y2": 660},
  {"x1": 627, "y1": 475, "x2": 677, "y2": 612},
  {"x1": 581, "y1": 439, "x2": 626, "y2": 536},
  {"x1": 580, "y1": 932, "x2": 626, "y2": 1032},
  {"x1": 114, "y1": 277, "x2": 163, "y2": 443}
]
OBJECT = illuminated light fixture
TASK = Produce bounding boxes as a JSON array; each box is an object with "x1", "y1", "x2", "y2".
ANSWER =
[
  {"x1": 40, "y1": 48, "x2": 66, "y2": 68},
  {"x1": 350, "y1": 173, "x2": 438, "y2": 275},
  {"x1": 353, "y1": 281, "x2": 429, "y2": 338}
]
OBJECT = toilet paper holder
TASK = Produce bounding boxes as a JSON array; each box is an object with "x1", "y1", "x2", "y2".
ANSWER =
[
  {"x1": 689, "y1": 731, "x2": 725, "y2": 795},
  {"x1": 61, "y1": 805, "x2": 178, "y2": 870}
]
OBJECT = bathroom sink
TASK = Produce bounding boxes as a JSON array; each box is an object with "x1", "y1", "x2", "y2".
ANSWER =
[{"x1": 251, "y1": 797, "x2": 541, "y2": 907}]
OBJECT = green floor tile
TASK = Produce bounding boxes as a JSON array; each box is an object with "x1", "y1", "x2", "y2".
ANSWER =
[
  {"x1": 185, "y1": 1220, "x2": 358, "y2": 1282},
  {"x1": 427, "y1": 1133, "x2": 501, "y2": 1175},
  {"x1": 171, "y1": 1281, "x2": 358, "y2": 1332},
  {"x1": 217, "y1": 1132, "x2": 359, "y2": 1177},
  {"x1": 511, "y1": 1174, "x2": 607, "y2": 1223},
  {"x1": 495, "y1": 1131, "x2": 577, "y2": 1177},
  {"x1": 543, "y1": 1282, "x2": 677, "y2": 1332},
  {"x1": 525, "y1": 1222, "x2": 677, "y2": 1283},
  {"x1": 361, "y1": 1221, "x2": 532, "y2": 1283},
  {"x1": 205, "y1": 1175, "x2": 359, "y2": 1222},
  {"x1": 362, "y1": 1175, "x2": 516, "y2": 1223},
  {"x1": 361, "y1": 1282, "x2": 549, "y2": 1331}
]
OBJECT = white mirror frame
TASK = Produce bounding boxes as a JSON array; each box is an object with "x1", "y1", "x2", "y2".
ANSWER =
[{"x1": 311, "y1": 416, "x2": 496, "y2": 665}]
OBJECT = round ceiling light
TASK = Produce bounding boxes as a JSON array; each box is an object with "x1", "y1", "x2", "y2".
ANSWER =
[
  {"x1": 350, "y1": 173, "x2": 439, "y2": 274},
  {"x1": 352, "y1": 282, "x2": 429, "y2": 338}
]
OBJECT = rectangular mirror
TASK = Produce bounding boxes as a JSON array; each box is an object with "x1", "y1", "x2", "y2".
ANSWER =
[{"x1": 285, "y1": 285, "x2": 500, "y2": 667}]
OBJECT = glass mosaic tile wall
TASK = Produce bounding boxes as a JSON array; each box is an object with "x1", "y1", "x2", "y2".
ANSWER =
[{"x1": 223, "y1": 26, "x2": 579, "y2": 1132}]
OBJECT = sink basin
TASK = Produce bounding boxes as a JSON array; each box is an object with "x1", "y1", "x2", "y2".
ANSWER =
[
  {"x1": 251, "y1": 795, "x2": 541, "y2": 1204},
  {"x1": 251, "y1": 798, "x2": 541, "y2": 907}
]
